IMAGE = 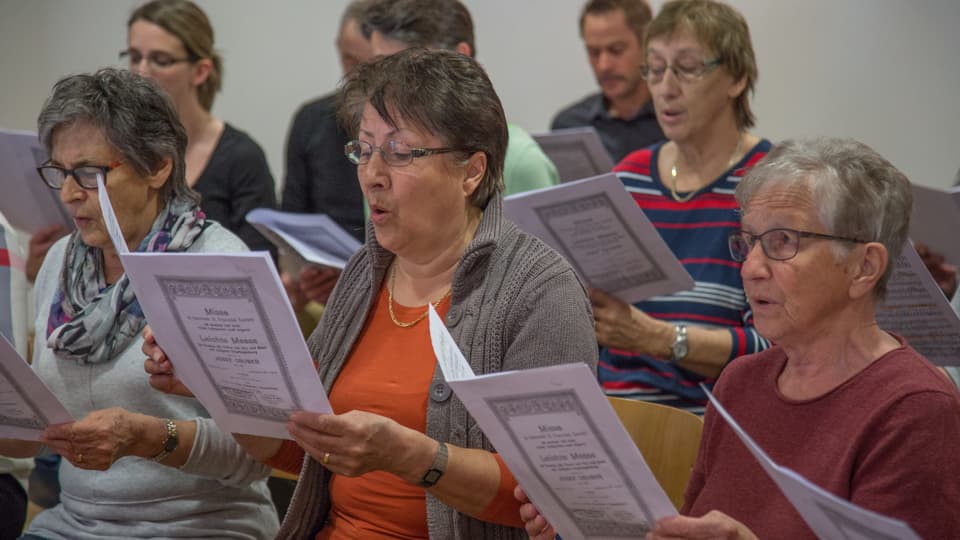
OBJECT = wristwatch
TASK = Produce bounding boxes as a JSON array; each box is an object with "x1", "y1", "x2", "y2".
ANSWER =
[
  {"x1": 418, "y1": 441, "x2": 449, "y2": 488},
  {"x1": 151, "y1": 419, "x2": 179, "y2": 463},
  {"x1": 671, "y1": 324, "x2": 689, "y2": 362}
]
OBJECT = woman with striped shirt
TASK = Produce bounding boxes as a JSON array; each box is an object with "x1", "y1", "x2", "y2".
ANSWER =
[{"x1": 592, "y1": 0, "x2": 772, "y2": 413}]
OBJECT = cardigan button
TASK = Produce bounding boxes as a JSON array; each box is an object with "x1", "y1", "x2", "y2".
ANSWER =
[{"x1": 430, "y1": 382, "x2": 453, "y2": 402}]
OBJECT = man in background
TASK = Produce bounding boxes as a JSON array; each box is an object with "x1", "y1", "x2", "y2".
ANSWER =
[
  {"x1": 552, "y1": 0, "x2": 663, "y2": 162},
  {"x1": 281, "y1": 0, "x2": 372, "y2": 242},
  {"x1": 362, "y1": 0, "x2": 560, "y2": 196}
]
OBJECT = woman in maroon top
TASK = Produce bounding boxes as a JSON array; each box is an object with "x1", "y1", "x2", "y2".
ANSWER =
[{"x1": 519, "y1": 138, "x2": 960, "y2": 539}]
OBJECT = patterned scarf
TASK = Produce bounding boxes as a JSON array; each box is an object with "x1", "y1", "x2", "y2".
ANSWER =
[{"x1": 46, "y1": 198, "x2": 206, "y2": 364}]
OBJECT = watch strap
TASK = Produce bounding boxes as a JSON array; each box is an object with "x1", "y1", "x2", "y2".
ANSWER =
[
  {"x1": 418, "y1": 441, "x2": 449, "y2": 488},
  {"x1": 151, "y1": 418, "x2": 178, "y2": 463},
  {"x1": 671, "y1": 323, "x2": 689, "y2": 362}
]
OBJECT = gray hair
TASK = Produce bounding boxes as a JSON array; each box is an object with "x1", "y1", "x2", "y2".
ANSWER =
[
  {"x1": 735, "y1": 137, "x2": 912, "y2": 299},
  {"x1": 38, "y1": 68, "x2": 198, "y2": 205},
  {"x1": 361, "y1": 0, "x2": 475, "y2": 57},
  {"x1": 337, "y1": 48, "x2": 507, "y2": 207}
]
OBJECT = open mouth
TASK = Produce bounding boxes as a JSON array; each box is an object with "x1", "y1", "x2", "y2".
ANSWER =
[{"x1": 368, "y1": 203, "x2": 389, "y2": 222}]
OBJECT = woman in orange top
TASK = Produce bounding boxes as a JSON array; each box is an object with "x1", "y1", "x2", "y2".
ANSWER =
[{"x1": 145, "y1": 48, "x2": 598, "y2": 539}]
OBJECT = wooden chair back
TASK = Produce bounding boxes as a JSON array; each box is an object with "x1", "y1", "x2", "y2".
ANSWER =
[{"x1": 607, "y1": 397, "x2": 704, "y2": 509}]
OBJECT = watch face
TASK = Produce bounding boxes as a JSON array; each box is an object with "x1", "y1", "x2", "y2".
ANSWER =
[
  {"x1": 672, "y1": 325, "x2": 688, "y2": 360},
  {"x1": 423, "y1": 469, "x2": 442, "y2": 484},
  {"x1": 420, "y1": 468, "x2": 443, "y2": 487},
  {"x1": 163, "y1": 435, "x2": 179, "y2": 452}
]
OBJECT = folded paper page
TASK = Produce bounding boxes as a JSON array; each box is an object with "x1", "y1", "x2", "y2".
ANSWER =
[{"x1": 504, "y1": 173, "x2": 694, "y2": 304}]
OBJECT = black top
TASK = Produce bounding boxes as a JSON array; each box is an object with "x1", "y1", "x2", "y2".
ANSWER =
[
  {"x1": 282, "y1": 93, "x2": 365, "y2": 242},
  {"x1": 551, "y1": 92, "x2": 665, "y2": 164},
  {"x1": 194, "y1": 123, "x2": 276, "y2": 253}
]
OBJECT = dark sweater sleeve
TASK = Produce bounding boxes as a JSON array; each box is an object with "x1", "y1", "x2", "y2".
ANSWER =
[
  {"x1": 282, "y1": 103, "x2": 312, "y2": 214},
  {"x1": 226, "y1": 137, "x2": 276, "y2": 253}
]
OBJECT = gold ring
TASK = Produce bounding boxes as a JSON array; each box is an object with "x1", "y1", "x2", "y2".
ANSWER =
[
  {"x1": 77, "y1": 452, "x2": 84, "y2": 464},
  {"x1": 322, "y1": 452, "x2": 330, "y2": 465}
]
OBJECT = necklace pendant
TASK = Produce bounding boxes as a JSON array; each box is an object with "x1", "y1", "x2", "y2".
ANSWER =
[{"x1": 387, "y1": 265, "x2": 452, "y2": 328}]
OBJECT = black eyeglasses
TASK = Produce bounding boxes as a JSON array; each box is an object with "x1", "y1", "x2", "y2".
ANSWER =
[
  {"x1": 119, "y1": 49, "x2": 195, "y2": 70},
  {"x1": 344, "y1": 140, "x2": 465, "y2": 167},
  {"x1": 641, "y1": 58, "x2": 723, "y2": 84},
  {"x1": 728, "y1": 228, "x2": 868, "y2": 262},
  {"x1": 37, "y1": 161, "x2": 124, "y2": 190}
]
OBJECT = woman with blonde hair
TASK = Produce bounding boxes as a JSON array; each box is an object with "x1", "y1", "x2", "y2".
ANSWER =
[{"x1": 123, "y1": 0, "x2": 276, "y2": 253}]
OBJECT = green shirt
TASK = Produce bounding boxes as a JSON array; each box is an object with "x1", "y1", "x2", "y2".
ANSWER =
[{"x1": 502, "y1": 123, "x2": 559, "y2": 196}]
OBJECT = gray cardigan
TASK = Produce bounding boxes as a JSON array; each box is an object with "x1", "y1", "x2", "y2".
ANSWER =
[{"x1": 278, "y1": 197, "x2": 598, "y2": 539}]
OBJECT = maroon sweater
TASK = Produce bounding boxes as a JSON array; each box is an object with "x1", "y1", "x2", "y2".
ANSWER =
[{"x1": 684, "y1": 339, "x2": 960, "y2": 539}]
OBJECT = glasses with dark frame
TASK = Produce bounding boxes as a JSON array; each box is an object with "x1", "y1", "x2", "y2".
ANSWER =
[
  {"x1": 344, "y1": 140, "x2": 465, "y2": 167},
  {"x1": 728, "y1": 228, "x2": 868, "y2": 262},
  {"x1": 641, "y1": 58, "x2": 723, "y2": 84},
  {"x1": 119, "y1": 48, "x2": 195, "y2": 70},
  {"x1": 37, "y1": 162, "x2": 124, "y2": 190}
]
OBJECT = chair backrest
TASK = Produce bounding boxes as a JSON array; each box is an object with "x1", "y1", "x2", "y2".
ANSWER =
[{"x1": 607, "y1": 396, "x2": 704, "y2": 510}]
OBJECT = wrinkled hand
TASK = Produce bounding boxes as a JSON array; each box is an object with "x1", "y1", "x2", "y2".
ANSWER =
[
  {"x1": 142, "y1": 325, "x2": 194, "y2": 397},
  {"x1": 26, "y1": 224, "x2": 68, "y2": 282},
  {"x1": 41, "y1": 408, "x2": 141, "y2": 470},
  {"x1": 915, "y1": 242, "x2": 958, "y2": 298},
  {"x1": 646, "y1": 511, "x2": 758, "y2": 540},
  {"x1": 591, "y1": 288, "x2": 671, "y2": 356},
  {"x1": 515, "y1": 485, "x2": 557, "y2": 540},
  {"x1": 299, "y1": 266, "x2": 341, "y2": 305},
  {"x1": 287, "y1": 409, "x2": 401, "y2": 477}
]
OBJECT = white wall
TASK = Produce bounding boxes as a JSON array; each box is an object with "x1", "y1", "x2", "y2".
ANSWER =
[{"x1": 2, "y1": 0, "x2": 958, "y2": 190}]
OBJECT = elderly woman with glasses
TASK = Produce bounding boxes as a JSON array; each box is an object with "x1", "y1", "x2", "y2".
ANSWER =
[
  {"x1": 520, "y1": 137, "x2": 960, "y2": 540},
  {"x1": 0, "y1": 68, "x2": 278, "y2": 539},
  {"x1": 26, "y1": 0, "x2": 277, "y2": 283},
  {"x1": 590, "y1": 0, "x2": 773, "y2": 413},
  {"x1": 145, "y1": 48, "x2": 597, "y2": 539}
]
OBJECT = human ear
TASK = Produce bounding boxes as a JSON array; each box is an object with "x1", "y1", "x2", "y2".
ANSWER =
[
  {"x1": 455, "y1": 42, "x2": 473, "y2": 57},
  {"x1": 147, "y1": 157, "x2": 173, "y2": 190},
  {"x1": 728, "y1": 74, "x2": 747, "y2": 100},
  {"x1": 461, "y1": 151, "x2": 486, "y2": 199},
  {"x1": 849, "y1": 242, "x2": 888, "y2": 299},
  {"x1": 191, "y1": 58, "x2": 213, "y2": 88}
]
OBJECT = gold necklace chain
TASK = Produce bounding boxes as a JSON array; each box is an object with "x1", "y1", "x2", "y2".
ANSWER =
[
  {"x1": 387, "y1": 265, "x2": 452, "y2": 328},
  {"x1": 669, "y1": 133, "x2": 744, "y2": 203}
]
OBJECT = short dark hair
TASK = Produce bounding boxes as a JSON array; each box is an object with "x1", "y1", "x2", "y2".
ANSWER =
[
  {"x1": 128, "y1": 0, "x2": 222, "y2": 111},
  {"x1": 337, "y1": 48, "x2": 507, "y2": 207},
  {"x1": 361, "y1": 0, "x2": 475, "y2": 57},
  {"x1": 579, "y1": 0, "x2": 653, "y2": 43},
  {"x1": 38, "y1": 68, "x2": 198, "y2": 205},
  {"x1": 646, "y1": 0, "x2": 758, "y2": 130}
]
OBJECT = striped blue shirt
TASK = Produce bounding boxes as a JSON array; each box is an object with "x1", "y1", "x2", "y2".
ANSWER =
[{"x1": 599, "y1": 140, "x2": 773, "y2": 412}]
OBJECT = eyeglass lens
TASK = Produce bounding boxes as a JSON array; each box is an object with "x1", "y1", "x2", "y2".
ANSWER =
[{"x1": 38, "y1": 166, "x2": 103, "y2": 189}]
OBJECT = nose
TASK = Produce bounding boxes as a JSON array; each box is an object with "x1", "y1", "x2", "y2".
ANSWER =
[
  {"x1": 59, "y1": 174, "x2": 87, "y2": 204},
  {"x1": 358, "y1": 149, "x2": 391, "y2": 193},
  {"x1": 129, "y1": 57, "x2": 151, "y2": 76},
  {"x1": 655, "y1": 67, "x2": 682, "y2": 93},
  {"x1": 596, "y1": 51, "x2": 614, "y2": 72},
  {"x1": 739, "y1": 240, "x2": 770, "y2": 281}
]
